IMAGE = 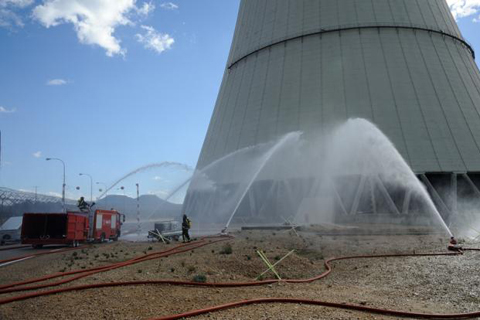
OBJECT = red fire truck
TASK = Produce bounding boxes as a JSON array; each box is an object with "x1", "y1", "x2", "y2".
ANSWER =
[
  {"x1": 91, "y1": 209, "x2": 124, "y2": 242},
  {"x1": 21, "y1": 210, "x2": 125, "y2": 248}
]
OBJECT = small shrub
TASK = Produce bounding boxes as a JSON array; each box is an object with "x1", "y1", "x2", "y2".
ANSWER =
[
  {"x1": 192, "y1": 274, "x2": 207, "y2": 283},
  {"x1": 148, "y1": 246, "x2": 153, "y2": 251},
  {"x1": 72, "y1": 252, "x2": 78, "y2": 257},
  {"x1": 137, "y1": 269, "x2": 142, "y2": 273},
  {"x1": 246, "y1": 255, "x2": 251, "y2": 261},
  {"x1": 181, "y1": 261, "x2": 186, "y2": 267},
  {"x1": 170, "y1": 268, "x2": 175, "y2": 273},
  {"x1": 274, "y1": 255, "x2": 281, "y2": 261},
  {"x1": 187, "y1": 265, "x2": 196, "y2": 273},
  {"x1": 220, "y1": 243, "x2": 233, "y2": 255}
]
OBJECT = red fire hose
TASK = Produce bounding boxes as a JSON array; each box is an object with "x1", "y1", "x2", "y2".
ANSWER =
[
  {"x1": 0, "y1": 236, "x2": 478, "y2": 319},
  {"x1": 153, "y1": 297, "x2": 480, "y2": 320},
  {"x1": 0, "y1": 235, "x2": 231, "y2": 294}
]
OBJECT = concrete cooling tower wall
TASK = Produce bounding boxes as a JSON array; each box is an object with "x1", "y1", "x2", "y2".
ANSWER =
[
  {"x1": 198, "y1": 0, "x2": 480, "y2": 174},
  {"x1": 189, "y1": 0, "x2": 480, "y2": 227}
]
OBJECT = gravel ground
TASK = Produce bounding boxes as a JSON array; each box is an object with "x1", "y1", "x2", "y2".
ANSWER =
[{"x1": 0, "y1": 227, "x2": 479, "y2": 320}]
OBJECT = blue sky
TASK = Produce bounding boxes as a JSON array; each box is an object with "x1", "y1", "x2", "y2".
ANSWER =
[
  {"x1": 0, "y1": 0, "x2": 479, "y2": 200},
  {"x1": 0, "y1": 0, "x2": 240, "y2": 199}
]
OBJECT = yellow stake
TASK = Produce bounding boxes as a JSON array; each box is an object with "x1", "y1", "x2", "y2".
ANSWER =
[
  {"x1": 256, "y1": 250, "x2": 281, "y2": 280},
  {"x1": 256, "y1": 249, "x2": 295, "y2": 280}
]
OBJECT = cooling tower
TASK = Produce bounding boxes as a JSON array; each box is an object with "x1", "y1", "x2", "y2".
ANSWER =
[{"x1": 191, "y1": 0, "x2": 480, "y2": 225}]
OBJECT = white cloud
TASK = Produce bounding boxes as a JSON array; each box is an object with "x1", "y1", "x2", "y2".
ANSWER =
[
  {"x1": 447, "y1": 0, "x2": 480, "y2": 20},
  {"x1": 33, "y1": 151, "x2": 42, "y2": 158},
  {"x1": 0, "y1": 0, "x2": 33, "y2": 6},
  {"x1": 136, "y1": 1, "x2": 154, "y2": 16},
  {"x1": 46, "y1": 78, "x2": 67, "y2": 86},
  {"x1": 159, "y1": 2, "x2": 178, "y2": 10},
  {"x1": 135, "y1": 25, "x2": 174, "y2": 54},
  {"x1": 32, "y1": 0, "x2": 141, "y2": 57},
  {"x1": 0, "y1": 106, "x2": 16, "y2": 113},
  {"x1": 153, "y1": 176, "x2": 170, "y2": 182},
  {"x1": 48, "y1": 191, "x2": 62, "y2": 198},
  {"x1": 148, "y1": 189, "x2": 169, "y2": 196},
  {"x1": 0, "y1": 0, "x2": 34, "y2": 28}
]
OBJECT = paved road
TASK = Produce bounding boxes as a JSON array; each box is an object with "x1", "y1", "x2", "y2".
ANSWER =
[{"x1": 0, "y1": 244, "x2": 70, "y2": 267}]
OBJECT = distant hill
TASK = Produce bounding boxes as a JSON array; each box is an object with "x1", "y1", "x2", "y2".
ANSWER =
[
  {"x1": 0, "y1": 189, "x2": 182, "y2": 225},
  {"x1": 95, "y1": 194, "x2": 182, "y2": 221}
]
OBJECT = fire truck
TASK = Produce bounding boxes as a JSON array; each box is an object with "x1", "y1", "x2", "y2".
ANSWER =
[{"x1": 21, "y1": 209, "x2": 125, "y2": 248}]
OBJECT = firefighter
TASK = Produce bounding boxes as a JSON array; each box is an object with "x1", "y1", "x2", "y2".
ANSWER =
[
  {"x1": 77, "y1": 197, "x2": 89, "y2": 212},
  {"x1": 448, "y1": 236, "x2": 463, "y2": 253},
  {"x1": 182, "y1": 214, "x2": 191, "y2": 243}
]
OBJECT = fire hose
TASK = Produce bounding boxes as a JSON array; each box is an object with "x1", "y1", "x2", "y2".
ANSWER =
[
  {"x1": 0, "y1": 235, "x2": 230, "y2": 294},
  {"x1": 0, "y1": 237, "x2": 479, "y2": 319},
  {"x1": 153, "y1": 297, "x2": 480, "y2": 320}
]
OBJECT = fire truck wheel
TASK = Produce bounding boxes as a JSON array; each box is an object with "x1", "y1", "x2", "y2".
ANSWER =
[
  {"x1": 100, "y1": 233, "x2": 106, "y2": 243},
  {"x1": 112, "y1": 231, "x2": 120, "y2": 241}
]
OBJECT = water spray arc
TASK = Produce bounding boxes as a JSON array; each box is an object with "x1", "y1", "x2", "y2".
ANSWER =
[
  {"x1": 181, "y1": 119, "x2": 452, "y2": 236},
  {"x1": 193, "y1": 0, "x2": 480, "y2": 237},
  {"x1": 98, "y1": 162, "x2": 193, "y2": 199},
  {"x1": 222, "y1": 132, "x2": 301, "y2": 232}
]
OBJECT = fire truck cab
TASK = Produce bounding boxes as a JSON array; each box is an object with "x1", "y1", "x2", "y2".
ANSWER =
[{"x1": 91, "y1": 209, "x2": 125, "y2": 242}]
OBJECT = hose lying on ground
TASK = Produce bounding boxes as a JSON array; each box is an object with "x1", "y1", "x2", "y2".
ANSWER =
[
  {"x1": 152, "y1": 297, "x2": 480, "y2": 320},
  {"x1": 0, "y1": 235, "x2": 231, "y2": 294},
  {"x1": 0, "y1": 236, "x2": 478, "y2": 319},
  {"x1": 0, "y1": 249, "x2": 464, "y2": 308}
]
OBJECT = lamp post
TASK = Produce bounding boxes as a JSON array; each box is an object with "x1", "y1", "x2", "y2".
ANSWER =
[
  {"x1": 46, "y1": 157, "x2": 66, "y2": 213},
  {"x1": 96, "y1": 182, "x2": 108, "y2": 207},
  {"x1": 79, "y1": 173, "x2": 93, "y2": 203}
]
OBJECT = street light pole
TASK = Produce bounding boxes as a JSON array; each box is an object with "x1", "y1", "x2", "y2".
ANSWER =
[
  {"x1": 96, "y1": 182, "x2": 108, "y2": 207},
  {"x1": 79, "y1": 173, "x2": 93, "y2": 203},
  {"x1": 46, "y1": 157, "x2": 66, "y2": 213}
]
